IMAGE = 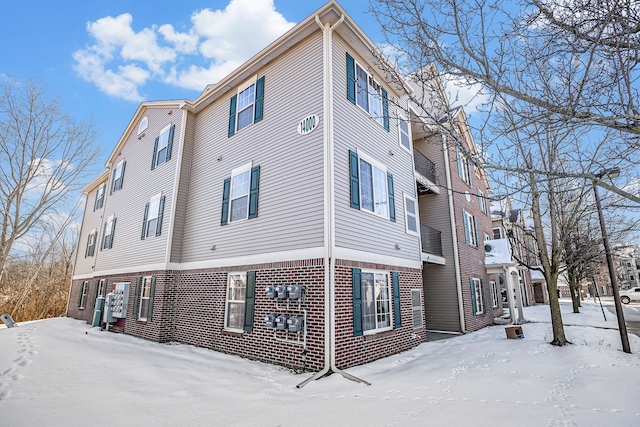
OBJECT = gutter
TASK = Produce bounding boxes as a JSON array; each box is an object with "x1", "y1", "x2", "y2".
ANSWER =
[{"x1": 297, "y1": 14, "x2": 369, "y2": 388}]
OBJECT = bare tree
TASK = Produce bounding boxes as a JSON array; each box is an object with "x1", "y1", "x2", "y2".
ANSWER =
[
  {"x1": 0, "y1": 78, "x2": 98, "y2": 284},
  {"x1": 369, "y1": 0, "x2": 640, "y2": 203}
]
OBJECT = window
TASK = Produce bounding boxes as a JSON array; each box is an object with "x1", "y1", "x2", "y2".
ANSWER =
[
  {"x1": 85, "y1": 229, "x2": 97, "y2": 258},
  {"x1": 96, "y1": 279, "x2": 108, "y2": 299},
  {"x1": 484, "y1": 233, "x2": 491, "y2": 241},
  {"x1": 470, "y1": 278, "x2": 485, "y2": 315},
  {"x1": 398, "y1": 114, "x2": 412, "y2": 152},
  {"x1": 348, "y1": 150, "x2": 395, "y2": 221},
  {"x1": 152, "y1": 124, "x2": 175, "y2": 169},
  {"x1": 411, "y1": 289, "x2": 423, "y2": 328},
  {"x1": 141, "y1": 194, "x2": 166, "y2": 239},
  {"x1": 346, "y1": 53, "x2": 390, "y2": 131},
  {"x1": 456, "y1": 147, "x2": 473, "y2": 187},
  {"x1": 111, "y1": 159, "x2": 126, "y2": 193},
  {"x1": 493, "y1": 228, "x2": 502, "y2": 240},
  {"x1": 462, "y1": 209, "x2": 479, "y2": 247},
  {"x1": 101, "y1": 215, "x2": 116, "y2": 250},
  {"x1": 221, "y1": 163, "x2": 260, "y2": 226},
  {"x1": 490, "y1": 281, "x2": 499, "y2": 308},
  {"x1": 404, "y1": 194, "x2": 418, "y2": 235},
  {"x1": 135, "y1": 276, "x2": 155, "y2": 321},
  {"x1": 478, "y1": 190, "x2": 488, "y2": 214},
  {"x1": 78, "y1": 281, "x2": 89, "y2": 309},
  {"x1": 94, "y1": 184, "x2": 105, "y2": 211},
  {"x1": 224, "y1": 271, "x2": 256, "y2": 332},
  {"x1": 228, "y1": 76, "x2": 265, "y2": 137},
  {"x1": 352, "y1": 269, "x2": 401, "y2": 336},
  {"x1": 138, "y1": 116, "x2": 148, "y2": 135}
]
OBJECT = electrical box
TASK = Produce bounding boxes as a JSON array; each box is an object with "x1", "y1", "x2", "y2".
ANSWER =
[
  {"x1": 265, "y1": 285, "x2": 277, "y2": 299},
  {"x1": 110, "y1": 282, "x2": 130, "y2": 319},
  {"x1": 275, "y1": 315, "x2": 289, "y2": 330},
  {"x1": 103, "y1": 293, "x2": 116, "y2": 323},
  {"x1": 287, "y1": 316, "x2": 304, "y2": 332},
  {"x1": 287, "y1": 285, "x2": 302, "y2": 300},
  {"x1": 275, "y1": 285, "x2": 288, "y2": 300},
  {"x1": 264, "y1": 313, "x2": 277, "y2": 329}
]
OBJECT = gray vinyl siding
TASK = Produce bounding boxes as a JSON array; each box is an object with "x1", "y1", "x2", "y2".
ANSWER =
[
  {"x1": 73, "y1": 183, "x2": 107, "y2": 276},
  {"x1": 179, "y1": 33, "x2": 325, "y2": 263},
  {"x1": 170, "y1": 111, "x2": 195, "y2": 263},
  {"x1": 94, "y1": 107, "x2": 183, "y2": 271},
  {"x1": 332, "y1": 36, "x2": 421, "y2": 262},
  {"x1": 415, "y1": 136, "x2": 462, "y2": 332}
]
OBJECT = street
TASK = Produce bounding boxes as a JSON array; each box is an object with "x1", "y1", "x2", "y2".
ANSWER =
[{"x1": 603, "y1": 300, "x2": 640, "y2": 338}]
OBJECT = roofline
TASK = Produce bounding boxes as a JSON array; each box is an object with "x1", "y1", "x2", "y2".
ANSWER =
[{"x1": 82, "y1": 170, "x2": 110, "y2": 195}]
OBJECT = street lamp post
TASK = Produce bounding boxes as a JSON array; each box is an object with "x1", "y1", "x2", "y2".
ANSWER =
[{"x1": 593, "y1": 167, "x2": 631, "y2": 354}]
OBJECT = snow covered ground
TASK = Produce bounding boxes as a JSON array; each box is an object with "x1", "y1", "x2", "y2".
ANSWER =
[{"x1": 1, "y1": 300, "x2": 639, "y2": 426}]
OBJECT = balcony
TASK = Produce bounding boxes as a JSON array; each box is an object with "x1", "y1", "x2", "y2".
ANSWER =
[
  {"x1": 420, "y1": 224, "x2": 443, "y2": 257},
  {"x1": 414, "y1": 148, "x2": 439, "y2": 194}
]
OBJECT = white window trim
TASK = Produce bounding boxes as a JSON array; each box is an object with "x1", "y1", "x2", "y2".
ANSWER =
[
  {"x1": 146, "y1": 193, "x2": 162, "y2": 237},
  {"x1": 103, "y1": 215, "x2": 115, "y2": 249},
  {"x1": 398, "y1": 112, "x2": 412, "y2": 153},
  {"x1": 490, "y1": 281, "x2": 499, "y2": 308},
  {"x1": 228, "y1": 162, "x2": 253, "y2": 224},
  {"x1": 138, "y1": 116, "x2": 148, "y2": 135},
  {"x1": 353, "y1": 59, "x2": 385, "y2": 127},
  {"x1": 113, "y1": 159, "x2": 125, "y2": 190},
  {"x1": 360, "y1": 269, "x2": 393, "y2": 336},
  {"x1": 472, "y1": 277, "x2": 484, "y2": 314},
  {"x1": 79, "y1": 281, "x2": 89, "y2": 309},
  {"x1": 411, "y1": 289, "x2": 423, "y2": 329},
  {"x1": 235, "y1": 75, "x2": 257, "y2": 133},
  {"x1": 463, "y1": 209, "x2": 478, "y2": 247},
  {"x1": 95, "y1": 185, "x2": 105, "y2": 208},
  {"x1": 87, "y1": 228, "x2": 97, "y2": 256},
  {"x1": 156, "y1": 124, "x2": 172, "y2": 166},
  {"x1": 224, "y1": 272, "x2": 247, "y2": 332},
  {"x1": 403, "y1": 193, "x2": 419, "y2": 236},
  {"x1": 356, "y1": 150, "x2": 389, "y2": 219},
  {"x1": 138, "y1": 276, "x2": 152, "y2": 321}
]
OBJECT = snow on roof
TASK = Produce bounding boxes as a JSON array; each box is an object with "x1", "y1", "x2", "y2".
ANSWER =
[
  {"x1": 484, "y1": 238, "x2": 515, "y2": 266},
  {"x1": 530, "y1": 268, "x2": 545, "y2": 281}
]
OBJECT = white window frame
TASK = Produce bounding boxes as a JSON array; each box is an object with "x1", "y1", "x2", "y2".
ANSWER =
[
  {"x1": 490, "y1": 281, "x2": 499, "y2": 308},
  {"x1": 138, "y1": 276, "x2": 153, "y2": 321},
  {"x1": 228, "y1": 162, "x2": 252, "y2": 223},
  {"x1": 103, "y1": 215, "x2": 115, "y2": 249},
  {"x1": 138, "y1": 116, "x2": 148, "y2": 135},
  {"x1": 472, "y1": 278, "x2": 484, "y2": 314},
  {"x1": 224, "y1": 272, "x2": 247, "y2": 332},
  {"x1": 357, "y1": 151, "x2": 389, "y2": 219},
  {"x1": 86, "y1": 229, "x2": 97, "y2": 257},
  {"x1": 79, "y1": 281, "x2": 89, "y2": 309},
  {"x1": 155, "y1": 124, "x2": 171, "y2": 167},
  {"x1": 463, "y1": 209, "x2": 478, "y2": 247},
  {"x1": 360, "y1": 269, "x2": 393, "y2": 335},
  {"x1": 146, "y1": 193, "x2": 162, "y2": 238},
  {"x1": 97, "y1": 279, "x2": 107, "y2": 298},
  {"x1": 403, "y1": 193, "x2": 418, "y2": 235},
  {"x1": 95, "y1": 184, "x2": 105, "y2": 210},
  {"x1": 354, "y1": 60, "x2": 385, "y2": 126},
  {"x1": 236, "y1": 76, "x2": 257, "y2": 132},
  {"x1": 478, "y1": 190, "x2": 487, "y2": 213},
  {"x1": 398, "y1": 112, "x2": 412, "y2": 153},
  {"x1": 411, "y1": 289, "x2": 423, "y2": 328},
  {"x1": 113, "y1": 160, "x2": 125, "y2": 191},
  {"x1": 493, "y1": 228, "x2": 502, "y2": 239}
]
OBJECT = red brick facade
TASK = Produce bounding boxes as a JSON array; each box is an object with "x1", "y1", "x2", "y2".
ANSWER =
[{"x1": 68, "y1": 258, "x2": 426, "y2": 371}]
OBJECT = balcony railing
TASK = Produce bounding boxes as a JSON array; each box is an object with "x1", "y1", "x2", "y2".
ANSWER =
[
  {"x1": 413, "y1": 148, "x2": 436, "y2": 184},
  {"x1": 420, "y1": 224, "x2": 443, "y2": 257}
]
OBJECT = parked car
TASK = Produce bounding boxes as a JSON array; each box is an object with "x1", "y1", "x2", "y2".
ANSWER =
[{"x1": 619, "y1": 287, "x2": 640, "y2": 304}]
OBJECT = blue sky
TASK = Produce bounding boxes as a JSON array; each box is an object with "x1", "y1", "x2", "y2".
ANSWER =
[{"x1": 0, "y1": 0, "x2": 379, "y2": 168}]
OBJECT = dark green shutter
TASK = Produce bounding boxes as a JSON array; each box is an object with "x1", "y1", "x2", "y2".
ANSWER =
[
  {"x1": 78, "y1": 282, "x2": 84, "y2": 307},
  {"x1": 147, "y1": 277, "x2": 156, "y2": 321},
  {"x1": 101, "y1": 222, "x2": 107, "y2": 250},
  {"x1": 110, "y1": 168, "x2": 116, "y2": 194},
  {"x1": 151, "y1": 137, "x2": 159, "y2": 170},
  {"x1": 156, "y1": 196, "x2": 165, "y2": 236},
  {"x1": 382, "y1": 87, "x2": 389, "y2": 131},
  {"x1": 470, "y1": 278, "x2": 477, "y2": 316},
  {"x1": 467, "y1": 160, "x2": 473, "y2": 187},
  {"x1": 228, "y1": 95, "x2": 237, "y2": 137},
  {"x1": 141, "y1": 203, "x2": 149, "y2": 240},
  {"x1": 463, "y1": 209, "x2": 470, "y2": 243},
  {"x1": 349, "y1": 150, "x2": 360, "y2": 209},
  {"x1": 93, "y1": 192, "x2": 98, "y2": 212},
  {"x1": 254, "y1": 77, "x2": 264, "y2": 123},
  {"x1": 392, "y1": 272, "x2": 401, "y2": 328},
  {"x1": 85, "y1": 234, "x2": 91, "y2": 258},
  {"x1": 473, "y1": 216, "x2": 479, "y2": 246},
  {"x1": 346, "y1": 53, "x2": 356, "y2": 104},
  {"x1": 109, "y1": 218, "x2": 116, "y2": 249},
  {"x1": 243, "y1": 271, "x2": 256, "y2": 332},
  {"x1": 166, "y1": 124, "x2": 175, "y2": 161},
  {"x1": 133, "y1": 277, "x2": 141, "y2": 319},
  {"x1": 388, "y1": 172, "x2": 396, "y2": 222},
  {"x1": 481, "y1": 279, "x2": 488, "y2": 314},
  {"x1": 221, "y1": 177, "x2": 231, "y2": 226},
  {"x1": 248, "y1": 166, "x2": 260, "y2": 219},
  {"x1": 352, "y1": 268, "x2": 363, "y2": 337}
]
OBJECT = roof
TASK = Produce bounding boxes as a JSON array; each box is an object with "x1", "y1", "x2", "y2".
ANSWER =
[{"x1": 484, "y1": 238, "x2": 515, "y2": 266}]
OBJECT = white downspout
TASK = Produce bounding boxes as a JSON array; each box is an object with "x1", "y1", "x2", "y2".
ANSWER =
[
  {"x1": 442, "y1": 136, "x2": 467, "y2": 333},
  {"x1": 298, "y1": 14, "x2": 368, "y2": 388}
]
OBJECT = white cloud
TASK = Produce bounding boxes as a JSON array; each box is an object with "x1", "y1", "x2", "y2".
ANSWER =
[
  {"x1": 443, "y1": 75, "x2": 491, "y2": 114},
  {"x1": 73, "y1": 0, "x2": 295, "y2": 100}
]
